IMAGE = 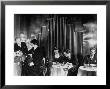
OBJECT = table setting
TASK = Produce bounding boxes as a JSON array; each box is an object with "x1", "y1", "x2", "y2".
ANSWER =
[
  {"x1": 77, "y1": 64, "x2": 97, "y2": 76},
  {"x1": 50, "y1": 62, "x2": 73, "y2": 76}
]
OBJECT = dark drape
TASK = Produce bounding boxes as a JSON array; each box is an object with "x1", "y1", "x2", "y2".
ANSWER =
[
  {"x1": 14, "y1": 14, "x2": 84, "y2": 64},
  {"x1": 47, "y1": 15, "x2": 83, "y2": 62}
]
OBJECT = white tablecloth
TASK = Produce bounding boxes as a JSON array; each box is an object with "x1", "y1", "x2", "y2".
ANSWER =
[
  {"x1": 50, "y1": 62, "x2": 73, "y2": 76},
  {"x1": 77, "y1": 66, "x2": 97, "y2": 76}
]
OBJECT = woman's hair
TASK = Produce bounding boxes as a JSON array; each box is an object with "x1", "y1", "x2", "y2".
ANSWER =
[
  {"x1": 66, "y1": 49, "x2": 70, "y2": 53},
  {"x1": 15, "y1": 37, "x2": 20, "y2": 42}
]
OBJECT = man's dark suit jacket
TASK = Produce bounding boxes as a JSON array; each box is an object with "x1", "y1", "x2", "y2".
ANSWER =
[
  {"x1": 83, "y1": 54, "x2": 97, "y2": 64},
  {"x1": 27, "y1": 47, "x2": 44, "y2": 76},
  {"x1": 21, "y1": 42, "x2": 28, "y2": 55},
  {"x1": 14, "y1": 43, "x2": 21, "y2": 52}
]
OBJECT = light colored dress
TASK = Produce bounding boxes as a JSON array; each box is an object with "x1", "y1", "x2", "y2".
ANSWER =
[{"x1": 14, "y1": 56, "x2": 22, "y2": 76}]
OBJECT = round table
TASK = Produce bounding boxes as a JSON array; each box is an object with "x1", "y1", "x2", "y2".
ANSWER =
[
  {"x1": 77, "y1": 66, "x2": 97, "y2": 76},
  {"x1": 50, "y1": 62, "x2": 73, "y2": 76}
]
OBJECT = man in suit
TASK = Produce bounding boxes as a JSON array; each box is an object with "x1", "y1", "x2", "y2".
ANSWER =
[
  {"x1": 83, "y1": 47, "x2": 97, "y2": 65},
  {"x1": 27, "y1": 39, "x2": 44, "y2": 76},
  {"x1": 67, "y1": 55, "x2": 79, "y2": 76},
  {"x1": 20, "y1": 33, "x2": 28, "y2": 55},
  {"x1": 19, "y1": 33, "x2": 28, "y2": 76},
  {"x1": 81, "y1": 47, "x2": 97, "y2": 76}
]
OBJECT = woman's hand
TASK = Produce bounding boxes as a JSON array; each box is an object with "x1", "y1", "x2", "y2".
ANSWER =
[{"x1": 29, "y1": 62, "x2": 34, "y2": 66}]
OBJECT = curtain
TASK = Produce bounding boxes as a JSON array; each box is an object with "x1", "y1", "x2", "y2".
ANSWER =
[{"x1": 47, "y1": 15, "x2": 83, "y2": 62}]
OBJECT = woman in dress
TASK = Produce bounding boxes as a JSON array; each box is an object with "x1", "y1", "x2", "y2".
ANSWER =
[{"x1": 14, "y1": 37, "x2": 22, "y2": 76}]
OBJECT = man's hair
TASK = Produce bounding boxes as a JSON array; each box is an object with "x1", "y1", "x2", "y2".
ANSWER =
[
  {"x1": 53, "y1": 47, "x2": 58, "y2": 51},
  {"x1": 30, "y1": 39, "x2": 39, "y2": 46},
  {"x1": 90, "y1": 47, "x2": 96, "y2": 51}
]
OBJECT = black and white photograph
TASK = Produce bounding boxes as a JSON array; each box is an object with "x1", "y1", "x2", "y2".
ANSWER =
[
  {"x1": 14, "y1": 14, "x2": 97, "y2": 76},
  {"x1": 4, "y1": 4, "x2": 106, "y2": 85}
]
